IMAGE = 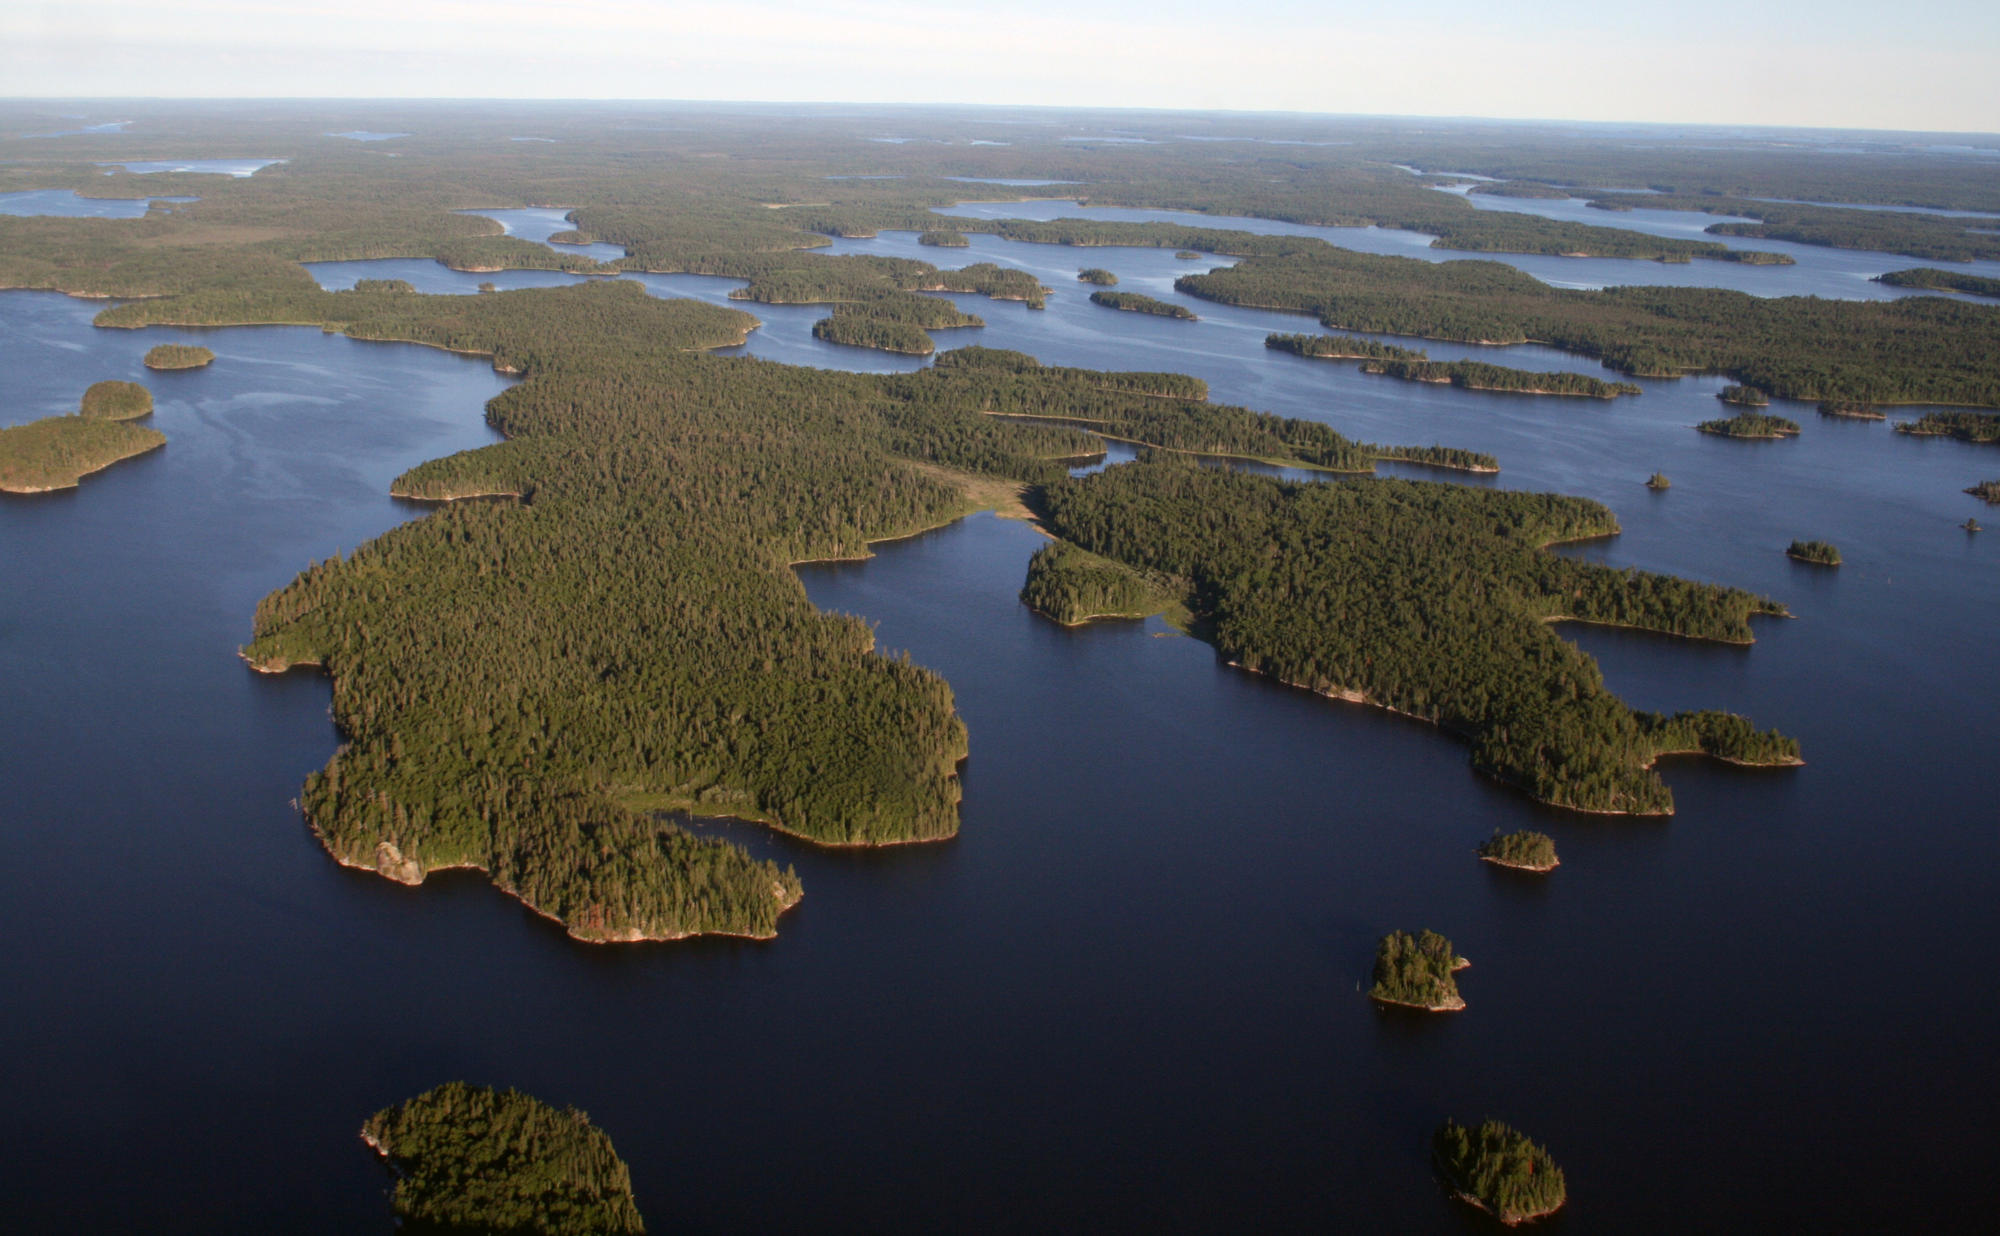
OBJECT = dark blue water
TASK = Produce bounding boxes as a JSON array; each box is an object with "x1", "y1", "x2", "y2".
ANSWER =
[{"x1": 4, "y1": 199, "x2": 1998, "y2": 1234}]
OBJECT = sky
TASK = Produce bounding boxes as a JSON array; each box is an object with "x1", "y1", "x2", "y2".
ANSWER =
[{"x1": 5, "y1": 0, "x2": 1998, "y2": 134}]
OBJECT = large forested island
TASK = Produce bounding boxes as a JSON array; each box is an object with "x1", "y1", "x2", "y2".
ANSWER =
[
  {"x1": 1, "y1": 380, "x2": 164, "y2": 493},
  {"x1": 363, "y1": 1083, "x2": 646, "y2": 1235}
]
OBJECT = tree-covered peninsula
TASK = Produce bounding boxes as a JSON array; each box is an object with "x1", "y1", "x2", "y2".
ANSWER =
[
  {"x1": 2, "y1": 381, "x2": 164, "y2": 493},
  {"x1": 1717, "y1": 384, "x2": 1770, "y2": 407},
  {"x1": 363, "y1": 1083, "x2": 646, "y2": 1236},
  {"x1": 1787, "y1": 539, "x2": 1842, "y2": 566},
  {"x1": 1967, "y1": 480, "x2": 2000, "y2": 503},
  {"x1": 1266, "y1": 333, "x2": 1638, "y2": 397},
  {"x1": 1699, "y1": 411, "x2": 1800, "y2": 438},
  {"x1": 80, "y1": 379, "x2": 153, "y2": 419},
  {"x1": 1369, "y1": 929, "x2": 1468, "y2": 1011},
  {"x1": 142, "y1": 343, "x2": 214, "y2": 370},
  {"x1": 1875, "y1": 268, "x2": 2000, "y2": 299},
  {"x1": 1478, "y1": 829, "x2": 1558, "y2": 872},
  {"x1": 1019, "y1": 541, "x2": 1177, "y2": 625},
  {"x1": 1031, "y1": 455, "x2": 1798, "y2": 814},
  {"x1": 1090, "y1": 290, "x2": 1196, "y2": 319},
  {"x1": 1433, "y1": 1119, "x2": 1567, "y2": 1225},
  {"x1": 1076, "y1": 267, "x2": 1118, "y2": 285},
  {"x1": 1896, "y1": 410, "x2": 2000, "y2": 443}
]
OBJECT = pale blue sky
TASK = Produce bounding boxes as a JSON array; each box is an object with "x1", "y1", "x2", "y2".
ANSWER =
[{"x1": 5, "y1": 0, "x2": 1996, "y2": 132}]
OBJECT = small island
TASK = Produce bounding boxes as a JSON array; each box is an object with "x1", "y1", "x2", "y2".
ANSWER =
[
  {"x1": 1966, "y1": 480, "x2": 2000, "y2": 503},
  {"x1": 1019, "y1": 541, "x2": 1175, "y2": 625},
  {"x1": 352, "y1": 278, "x2": 417, "y2": 294},
  {"x1": 1646, "y1": 472, "x2": 1670, "y2": 490},
  {"x1": 1266, "y1": 332, "x2": 1423, "y2": 362},
  {"x1": 1698, "y1": 411, "x2": 1801, "y2": 439},
  {"x1": 1896, "y1": 410, "x2": 2000, "y2": 444},
  {"x1": 1174, "y1": 249, "x2": 1202, "y2": 259},
  {"x1": 1716, "y1": 384, "x2": 1770, "y2": 407},
  {"x1": 142, "y1": 343, "x2": 215, "y2": 370},
  {"x1": 917, "y1": 228, "x2": 969, "y2": 247},
  {"x1": 1090, "y1": 290, "x2": 1197, "y2": 319},
  {"x1": 1478, "y1": 829, "x2": 1558, "y2": 872},
  {"x1": 1368, "y1": 929, "x2": 1468, "y2": 1012},
  {"x1": 1787, "y1": 539, "x2": 1842, "y2": 566},
  {"x1": 1818, "y1": 400, "x2": 1884, "y2": 421},
  {"x1": 362, "y1": 1082, "x2": 646, "y2": 1235},
  {"x1": 80, "y1": 379, "x2": 153, "y2": 420},
  {"x1": 2, "y1": 381, "x2": 166, "y2": 493},
  {"x1": 1076, "y1": 267, "x2": 1118, "y2": 286},
  {"x1": 1965, "y1": 518, "x2": 1982, "y2": 533},
  {"x1": 1268, "y1": 334, "x2": 1638, "y2": 397},
  {"x1": 1433, "y1": 1119, "x2": 1567, "y2": 1226},
  {"x1": 812, "y1": 314, "x2": 935, "y2": 354}
]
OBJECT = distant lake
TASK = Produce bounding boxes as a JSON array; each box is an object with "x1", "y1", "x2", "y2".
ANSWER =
[
  {"x1": 6, "y1": 185, "x2": 1999, "y2": 1233},
  {"x1": 0, "y1": 189, "x2": 198, "y2": 218},
  {"x1": 98, "y1": 158, "x2": 285, "y2": 177}
]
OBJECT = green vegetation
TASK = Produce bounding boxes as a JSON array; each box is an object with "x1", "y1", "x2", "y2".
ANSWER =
[
  {"x1": 352, "y1": 278, "x2": 417, "y2": 294},
  {"x1": 1875, "y1": 268, "x2": 2000, "y2": 298},
  {"x1": 1369, "y1": 929, "x2": 1468, "y2": 1011},
  {"x1": 0, "y1": 413, "x2": 165, "y2": 493},
  {"x1": 1175, "y1": 250, "x2": 1202, "y2": 260},
  {"x1": 1966, "y1": 480, "x2": 2000, "y2": 503},
  {"x1": 1896, "y1": 410, "x2": 2000, "y2": 443},
  {"x1": 1076, "y1": 267, "x2": 1118, "y2": 285},
  {"x1": 1478, "y1": 829, "x2": 1558, "y2": 871},
  {"x1": 1019, "y1": 541, "x2": 1176, "y2": 625},
  {"x1": 917, "y1": 229, "x2": 968, "y2": 247},
  {"x1": 1089, "y1": 290, "x2": 1196, "y2": 319},
  {"x1": 1717, "y1": 384, "x2": 1769, "y2": 407},
  {"x1": 1699, "y1": 412, "x2": 1800, "y2": 438},
  {"x1": 142, "y1": 343, "x2": 215, "y2": 370},
  {"x1": 812, "y1": 314, "x2": 936, "y2": 354},
  {"x1": 1032, "y1": 455, "x2": 1797, "y2": 814},
  {"x1": 80, "y1": 379, "x2": 153, "y2": 419},
  {"x1": 1267, "y1": 332, "x2": 1424, "y2": 362},
  {"x1": 1818, "y1": 400, "x2": 1884, "y2": 420},
  {"x1": 363, "y1": 1083, "x2": 645, "y2": 1236},
  {"x1": 1364, "y1": 358, "x2": 1640, "y2": 398},
  {"x1": 1647, "y1": 472, "x2": 1670, "y2": 490},
  {"x1": 1179, "y1": 250, "x2": 2000, "y2": 407},
  {"x1": 1433, "y1": 1119, "x2": 1567, "y2": 1225},
  {"x1": 1787, "y1": 539, "x2": 1842, "y2": 566}
]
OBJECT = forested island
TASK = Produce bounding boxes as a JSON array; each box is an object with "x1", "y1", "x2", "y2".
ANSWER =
[
  {"x1": 1875, "y1": 268, "x2": 2000, "y2": 299},
  {"x1": 1090, "y1": 290, "x2": 1196, "y2": 319},
  {"x1": 1699, "y1": 411, "x2": 1800, "y2": 438},
  {"x1": 917, "y1": 228, "x2": 968, "y2": 247},
  {"x1": 1433, "y1": 1119, "x2": 1567, "y2": 1226},
  {"x1": 1896, "y1": 410, "x2": 2000, "y2": 443},
  {"x1": 1, "y1": 380, "x2": 164, "y2": 493},
  {"x1": 1787, "y1": 539, "x2": 1842, "y2": 566},
  {"x1": 1369, "y1": 929, "x2": 1468, "y2": 1011},
  {"x1": 1478, "y1": 829, "x2": 1558, "y2": 872},
  {"x1": 1266, "y1": 332, "x2": 1423, "y2": 362},
  {"x1": 1717, "y1": 384, "x2": 1770, "y2": 407},
  {"x1": 1076, "y1": 267, "x2": 1118, "y2": 285},
  {"x1": 1032, "y1": 456, "x2": 1798, "y2": 814},
  {"x1": 1818, "y1": 400, "x2": 1884, "y2": 420},
  {"x1": 1647, "y1": 472, "x2": 1671, "y2": 490},
  {"x1": 142, "y1": 343, "x2": 214, "y2": 369},
  {"x1": 1265, "y1": 333, "x2": 1637, "y2": 397},
  {"x1": 362, "y1": 1083, "x2": 646, "y2": 1235},
  {"x1": 1019, "y1": 541, "x2": 1176, "y2": 625},
  {"x1": 1967, "y1": 480, "x2": 2000, "y2": 503}
]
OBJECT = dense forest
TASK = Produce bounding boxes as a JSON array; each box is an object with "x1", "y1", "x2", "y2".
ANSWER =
[
  {"x1": 1478, "y1": 829, "x2": 1558, "y2": 871},
  {"x1": 1019, "y1": 541, "x2": 1177, "y2": 625},
  {"x1": 1698, "y1": 412, "x2": 1800, "y2": 438},
  {"x1": 1787, "y1": 539, "x2": 1842, "y2": 566},
  {"x1": 363, "y1": 1083, "x2": 646, "y2": 1235},
  {"x1": 1433, "y1": 1119, "x2": 1567, "y2": 1225},
  {"x1": 2, "y1": 381, "x2": 165, "y2": 492},
  {"x1": 1369, "y1": 929, "x2": 1468, "y2": 1011},
  {"x1": 1032, "y1": 456, "x2": 1798, "y2": 814},
  {"x1": 142, "y1": 343, "x2": 214, "y2": 369},
  {"x1": 1180, "y1": 251, "x2": 2000, "y2": 407},
  {"x1": 1089, "y1": 290, "x2": 1196, "y2": 319}
]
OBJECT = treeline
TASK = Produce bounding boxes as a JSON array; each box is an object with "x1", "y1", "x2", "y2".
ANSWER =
[
  {"x1": 1178, "y1": 248, "x2": 2000, "y2": 407},
  {"x1": 1875, "y1": 268, "x2": 2000, "y2": 298},
  {"x1": 363, "y1": 1083, "x2": 646, "y2": 1235},
  {"x1": 1031, "y1": 455, "x2": 1797, "y2": 814},
  {"x1": 1089, "y1": 290, "x2": 1196, "y2": 318}
]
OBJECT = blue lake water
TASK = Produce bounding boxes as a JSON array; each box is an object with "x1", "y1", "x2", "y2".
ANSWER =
[
  {"x1": 4, "y1": 191, "x2": 1999, "y2": 1233},
  {"x1": 1, "y1": 190, "x2": 199, "y2": 218}
]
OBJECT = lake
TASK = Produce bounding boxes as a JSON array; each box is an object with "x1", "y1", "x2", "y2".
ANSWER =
[{"x1": 2, "y1": 200, "x2": 1997, "y2": 1233}]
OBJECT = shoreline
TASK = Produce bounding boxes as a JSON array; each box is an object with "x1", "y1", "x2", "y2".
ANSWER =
[{"x1": 1481, "y1": 854, "x2": 1559, "y2": 873}]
